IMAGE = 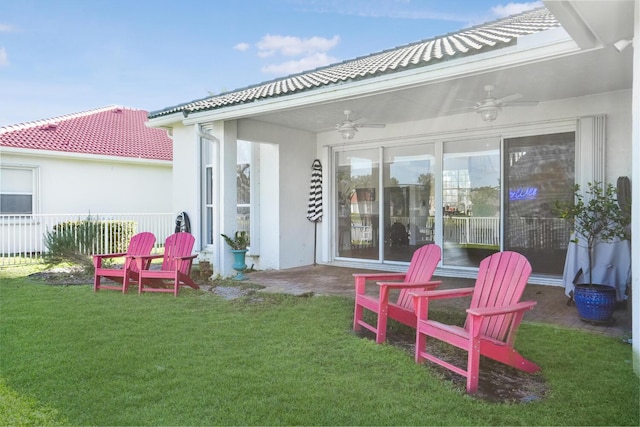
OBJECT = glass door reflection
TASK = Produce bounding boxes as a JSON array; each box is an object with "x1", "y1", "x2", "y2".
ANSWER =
[
  {"x1": 335, "y1": 149, "x2": 379, "y2": 260},
  {"x1": 383, "y1": 145, "x2": 435, "y2": 262},
  {"x1": 442, "y1": 139, "x2": 500, "y2": 267}
]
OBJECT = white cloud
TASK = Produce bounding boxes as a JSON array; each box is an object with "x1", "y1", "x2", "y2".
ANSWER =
[
  {"x1": 0, "y1": 24, "x2": 14, "y2": 32},
  {"x1": 234, "y1": 42, "x2": 250, "y2": 52},
  {"x1": 261, "y1": 52, "x2": 338, "y2": 76},
  {"x1": 492, "y1": 2, "x2": 543, "y2": 18},
  {"x1": 0, "y1": 48, "x2": 8, "y2": 67},
  {"x1": 257, "y1": 34, "x2": 340, "y2": 58}
]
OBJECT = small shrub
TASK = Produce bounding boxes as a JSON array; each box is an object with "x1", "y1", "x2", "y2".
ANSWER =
[
  {"x1": 43, "y1": 217, "x2": 136, "y2": 272},
  {"x1": 44, "y1": 217, "x2": 98, "y2": 271}
]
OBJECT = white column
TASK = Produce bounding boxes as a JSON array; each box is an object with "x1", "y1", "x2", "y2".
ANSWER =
[
  {"x1": 212, "y1": 120, "x2": 239, "y2": 277},
  {"x1": 630, "y1": 0, "x2": 640, "y2": 375}
]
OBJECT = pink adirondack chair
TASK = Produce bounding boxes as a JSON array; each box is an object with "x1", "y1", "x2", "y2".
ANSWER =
[
  {"x1": 133, "y1": 232, "x2": 199, "y2": 297},
  {"x1": 412, "y1": 251, "x2": 540, "y2": 394},
  {"x1": 353, "y1": 244, "x2": 442, "y2": 344},
  {"x1": 93, "y1": 232, "x2": 156, "y2": 293}
]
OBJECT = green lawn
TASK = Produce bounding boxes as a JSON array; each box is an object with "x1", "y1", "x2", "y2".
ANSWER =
[{"x1": 1, "y1": 266, "x2": 638, "y2": 426}]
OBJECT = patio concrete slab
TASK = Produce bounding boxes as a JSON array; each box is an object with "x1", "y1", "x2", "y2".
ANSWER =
[{"x1": 245, "y1": 264, "x2": 632, "y2": 339}]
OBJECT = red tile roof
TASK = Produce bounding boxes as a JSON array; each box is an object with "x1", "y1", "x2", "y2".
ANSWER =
[{"x1": 1, "y1": 106, "x2": 172, "y2": 161}]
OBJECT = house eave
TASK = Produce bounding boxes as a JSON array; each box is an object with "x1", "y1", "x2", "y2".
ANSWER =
[
  {"x1": 545, "y1": 1, "x2": 601, "y2": 49},
  {"x1": 179, "y1": 34, "x2": 579, "y2": 126},
  {"x1": 0, "y1": 146, "x2": 172, "y2": 166}
]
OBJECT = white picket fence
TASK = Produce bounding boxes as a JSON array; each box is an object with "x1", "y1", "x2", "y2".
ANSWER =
[
  {"x1": 443, "y1": 216, "x2": 500, "y2": 246},
  {"x1": 0, "y1": 213, "x2": 174, "y2": 266}
]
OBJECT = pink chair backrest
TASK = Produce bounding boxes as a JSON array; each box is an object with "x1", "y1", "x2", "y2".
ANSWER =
[
  {"x1": 127, "y1": 232, "x2": 156, "y2": 273},
  {"x1": 466, "y1": 251, "x2": 532, "y2": 341},
  {"x1": 397, "y1": 244, "x2": 442, "y2": 309},
  {"x1": 161, "y1": 232, "x2": 195, "y2": 273}
]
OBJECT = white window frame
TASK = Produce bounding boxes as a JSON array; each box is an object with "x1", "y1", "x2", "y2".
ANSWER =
[
  {"x1": 237, "y1": 140, "x2": 260, "y2": 255},
  {"x1": 0, "y1": 165, "x2": 39, "y2": 215},
  {"x1": 200, "y1": 133, "x2": 218, "y2": 249}
]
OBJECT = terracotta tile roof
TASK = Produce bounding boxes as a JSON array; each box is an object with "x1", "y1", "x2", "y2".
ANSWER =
[
  {"x1": 149, "y1": 7, "x2": 559, "y2": 119},
  {"x1": 1, "y1": 106, "x2": 172, "y2": 161}
]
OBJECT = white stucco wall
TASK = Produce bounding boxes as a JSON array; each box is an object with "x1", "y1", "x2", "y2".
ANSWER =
[
  {"x1": 169, "y1": 89, "x2": 631, "y2": 278},
  {"x1": 317, "y1": 90, "x2": 632, "y2": 181},
  {"x1": 1, "y1": 150, "x2": 172, "y2": 214},
  {"x1": 170, "y1": 123, "x2": 201, "y2": 248},
  {"x1": 314, "y1": 89, "x2": 632, "y2": 266},
  {"x1": 238, "y1": 119, "x2": 316, "y2": 271}
]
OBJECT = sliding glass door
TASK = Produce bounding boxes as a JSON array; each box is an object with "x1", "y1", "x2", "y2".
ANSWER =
[
  {"x1": 383, "y1": 144, "x2": 435, "y2": 262},
  {"x1": 335, "y1": 149, "x2": 380, "y2": 260},
  {"x1": 335, "y1": 143, "x2": 435, "y2": 262},
  {"x1": 333, "y1": 131, "x2": 576, "y2": 276},
  {"x1": 503, "y1": 132, "x2": 575, "y2": 274},
  {"x1": 442, "y1": 139, "x2": 500, "y2": 267}
]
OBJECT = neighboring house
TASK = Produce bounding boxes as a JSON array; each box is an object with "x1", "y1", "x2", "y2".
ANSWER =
[
  {"x1": 147, "y1": 2, "x2": 638, "y2": 358},
  {"x1": 1, "y1": 106, "x2": 173, "y2": 215},
  {"x1": 0, "y1": 106, "x2": 174, "y2": 256}
]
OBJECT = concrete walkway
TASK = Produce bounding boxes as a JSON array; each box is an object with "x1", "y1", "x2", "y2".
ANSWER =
[{"x1": 245, "y1": 264, "x2": 632, "y2": 339}]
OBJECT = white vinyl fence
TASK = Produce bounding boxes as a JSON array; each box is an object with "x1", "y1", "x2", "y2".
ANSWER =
[
  {"x1": 0, "y1": 213, "x2": 174, "y2": 266},
  {"x1": 443, "y1": 216, "x2": 500, "y2": 246}
]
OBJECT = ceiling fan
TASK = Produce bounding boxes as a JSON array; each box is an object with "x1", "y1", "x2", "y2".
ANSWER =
[
  {"x1": 458, "y1": 84, "x2": 539, "y2": 122},
  {"x1": 336, "y1": 110, "x2": 385, "y2": 139}
]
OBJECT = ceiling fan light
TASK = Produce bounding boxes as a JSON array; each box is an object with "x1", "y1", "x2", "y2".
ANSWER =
[
  {"x1": 478, "y1": 106, "x2": 499, "y2": 122},
  {"x1": 340, "y1": 127, "x2": 356, "y2": 139}
]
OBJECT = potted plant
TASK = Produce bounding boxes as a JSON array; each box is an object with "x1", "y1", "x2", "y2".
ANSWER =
[
  {"x1": 555, "y1": 181, "x2": 631, "y2": 323},
  {"x1": 221, "y1": 231, "x2": 249, "y2": 280}
]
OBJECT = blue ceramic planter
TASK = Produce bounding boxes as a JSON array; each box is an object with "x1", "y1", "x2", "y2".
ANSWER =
[{"x1": 574, "y1": 284, "x2": 617, "y2": 324}]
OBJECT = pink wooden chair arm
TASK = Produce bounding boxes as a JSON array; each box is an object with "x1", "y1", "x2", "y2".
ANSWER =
[
  {"x1": 377, "y1": 280, "x2": 441, "y2": 289},
  {"x1": 174, "y1": 255, "x2": 197, "y2": 270},
  {"x1": 132, "y1": 254, "x2": 164, "y2": 261},
  {"x1": 93, "y1": 252, "x2": 129, "y2": 268},
  {"x1": 353, "y1": 272, "x2": 407, "y2": 281},
  {"x1": 411, "y1": 287, "x2": 475, "y2": 321},
  {"x1": 411, "y1": 287, "x2": 475, "y2": 301},
  {"x1": 93, "y1": 252, "x2": 127, "y2": 260},
  {"x1": 375, "y1": 281, "x2": 442, "y2": 310},
  {"x1": 130, "y1": 253, "x2": 163, "y2": 270},
  {"x1": 467, "y1": 300, "x2": 537, "y2": 317},
  {"x1": 354, "y1": 273, "x2": 407, "y2": 294}
]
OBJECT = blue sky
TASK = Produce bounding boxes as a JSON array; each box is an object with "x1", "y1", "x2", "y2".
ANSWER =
[{"x1": 0, "y1": 0, "x2": 542, "y2": 126}]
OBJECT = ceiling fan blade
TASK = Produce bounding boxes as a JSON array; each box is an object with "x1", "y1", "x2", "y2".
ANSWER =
[
  {"x1": 455, "y1": 98, "x2": 479, "y2": 105},
  {"x1": 356, "y1": 123, "x2": 386, "y2": 128},
  {"x1": 498, "y1": 93, "x2": 523, "y2": 103},
  {"x1": 443, "y1": 105, "x2": 475, "y2": 113},
  {"x1": 503, "y1": 100, "x2": 539, "y2": 107}
]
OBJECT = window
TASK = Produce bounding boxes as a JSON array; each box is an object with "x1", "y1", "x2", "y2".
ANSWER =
[
  {"x1": 201, "y1": 139, "x2": 216, "y2": 246},
  {"x1": 201, "y1": 138, "x2": 258, "y2": 251},
  {"x1": 237, "y1": 140, "x2": 251, "y2": 238},
  {"x1": 0, "y1": 166, "x2": 37, "y2": 215}
]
